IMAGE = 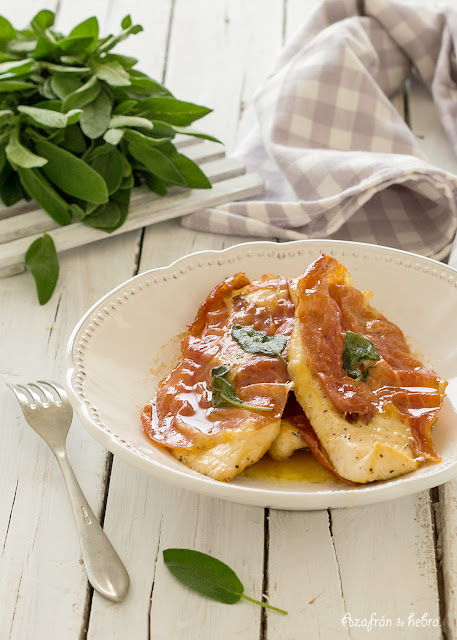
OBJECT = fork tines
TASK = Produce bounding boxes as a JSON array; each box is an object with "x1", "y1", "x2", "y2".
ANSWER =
[{"x1": 8, "y1": 381, "x2": 66, "y2": 408}]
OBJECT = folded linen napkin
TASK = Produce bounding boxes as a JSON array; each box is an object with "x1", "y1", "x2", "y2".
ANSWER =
[{"x1": 183, "y1": 0, "x2": 457, "y2": 259}]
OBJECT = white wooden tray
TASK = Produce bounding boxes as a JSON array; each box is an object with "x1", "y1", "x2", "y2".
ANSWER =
[{"x1": 0, "y1": 139, "x2": 264, "y2": 277}]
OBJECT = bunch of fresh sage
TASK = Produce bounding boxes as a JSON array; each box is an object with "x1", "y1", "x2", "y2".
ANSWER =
[{"x1": 0, "y1": 10, "x2": 218, "y2": 303}]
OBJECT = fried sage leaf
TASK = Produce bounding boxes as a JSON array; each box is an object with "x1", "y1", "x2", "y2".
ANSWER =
[
  {"x1": 163, "y1": 549, "x2": 287, "y2": 614},
  {"x1": 210, "y1": 365, "x2": 273, "y2": 413},
  {"x1": 342, "y1": 330, "x2": 380, "y2": 382},
  {"x1": 231, "y1": 324, "x2": 287, "y2": 365}
]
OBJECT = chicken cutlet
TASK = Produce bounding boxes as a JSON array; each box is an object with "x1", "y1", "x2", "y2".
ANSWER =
[
  {"x1": 287, "y1": 254, "x2": 447, "y2": 483},
  {"x1": 142, "y1": 272, "x2": 295, "y2": 481}
]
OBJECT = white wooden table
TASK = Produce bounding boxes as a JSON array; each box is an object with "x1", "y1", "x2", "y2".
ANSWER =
[{"x1": 2, "y1": 1, "x2": 457, "y2": 638}]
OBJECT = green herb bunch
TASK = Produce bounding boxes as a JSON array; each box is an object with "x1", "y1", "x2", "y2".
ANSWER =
[{"x1": 0, "y1": 10, "x2": 218, "y2": 303}]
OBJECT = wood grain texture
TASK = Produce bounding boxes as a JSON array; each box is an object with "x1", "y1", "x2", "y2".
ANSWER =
[{"x1": 266, "y1": 510, "x2": 351, "y2": 640}]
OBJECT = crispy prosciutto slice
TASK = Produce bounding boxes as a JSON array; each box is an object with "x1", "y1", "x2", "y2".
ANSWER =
[
  {"x1": 142, "y1": 273, "x2": 295, "y2": 481},
  {"x1": 288, "y1": 254, "x2": 447, "y2": 483}
]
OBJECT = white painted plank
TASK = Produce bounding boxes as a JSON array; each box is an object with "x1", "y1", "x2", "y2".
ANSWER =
[
  {"x1": 437, "y1": 484, "x2": 457, "y2": 639},
  {"x1": 165, "y1": 0, "x2": 284, "y2": 153},
  {"x1": 267, "y1": 510, "x2": 350, "y2": 640},
  {"x1": 0, "y1": 229, "x2": 144, "y2": 640},
  {"x1": 0, "y1": 173, "x2": 263, "y2": 274},
  {"x1": 407, "y1": 64, "x2": 457, "y2": 640},
  {"x1": 331, "y1": 495, "x2": 442, "y2": 638},
  {"x1": 407, "y1": 75, "x2": 457, "y2": 176},
  {"x1": 88, "y1": 463, "x2": 265, "y2": 640}
]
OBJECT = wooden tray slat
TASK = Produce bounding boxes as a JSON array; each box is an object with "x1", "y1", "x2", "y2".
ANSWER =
[
  {"x1": 0, "y1": 171, "x2": 263, "y2": 277},
  {"x1": 0, "y1": 156, "x2": 246, "y2": 245}
]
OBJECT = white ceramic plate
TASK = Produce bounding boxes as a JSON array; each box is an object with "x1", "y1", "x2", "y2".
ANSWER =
[{"x1": 66, "y1": 240, "x2": 457, "y2": 510}]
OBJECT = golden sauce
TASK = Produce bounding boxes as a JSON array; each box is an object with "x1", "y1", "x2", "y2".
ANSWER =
[{"x1": 240, "y1": 450, "x2": 340, "y2": 484}]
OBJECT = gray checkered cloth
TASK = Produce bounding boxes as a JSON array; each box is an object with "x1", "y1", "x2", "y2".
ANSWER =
[{"x1": 183, "y1": 0, "x2": 457, "y2": 259}]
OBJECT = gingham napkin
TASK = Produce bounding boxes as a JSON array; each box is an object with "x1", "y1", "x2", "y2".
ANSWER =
[{"x1": 184, "y1": 0, "x2": 457, "y2": 259}]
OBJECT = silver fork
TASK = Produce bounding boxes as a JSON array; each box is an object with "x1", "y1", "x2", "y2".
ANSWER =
[{"x1": 8, "y1": 381, "x2": 130, "y2": 603}]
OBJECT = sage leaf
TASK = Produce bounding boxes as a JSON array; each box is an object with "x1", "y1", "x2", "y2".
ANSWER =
[
  {"x1": 62, "y1": 75, "x2": 100, "y2": 112},
  {"x1": 0, "y1": 16, "x2": 15, "y2": 44},
  {"x1": 80, "y1": 90, "x2": 112, "y2": 139},
  {"x1": 42, "y1": 62, "x2": 91, "y2": 75},
  {"x1": 18, "y1": 105, "x2": 81, "y2": 128},
  {"x1": 0, "y1": 79, "x2": 35, "y2": 92},
  {"x1": 18, "y1": 167, "x2": 71, "y2": 225},
  {"x1": 342, "y1": 331, "x2": 380, "y2": 382},
  {"x1": 95, "y1": 61, "x2": 131, "y2": 87},
  {"x1": 109, "y1": 114, "x2": 153, "y2": 130},
  {"x1": 0, "y1": 58, "x2": 35, "y2": 75},
  {"x1": 50, "y1": 74, "x2": 82, "y2": 99},
  {"x1": 25, "y1": 232, "x2": 59, "y2": 305},
  {"x1": 109, "y1": 186, "x2": 130, "y2": 229},
  {"x1": 0, "y1": 164, "x2": 25, "y2": 205},
  {"x1": 61, "y1": 124, "x2": 86, "y2": 154},
  {"x1": 145, "y1": 173, "x2": 167, "y2": 195},
  {"x1": 69, "y1": 203, "x2": 85, "y2": 220},
  {"x1": 120, "y1": 173, "x2": 134, "y2": 190},
  {"x1": 128, "y1": 139, "x2": 186, "y2": 185},
  {"x1": 83, "y1": 200, "x2": 121, "y2": 231},
  {"x1": 163, "y1": 549, "x2": 287, "y2": 615},
  {"x1": 44, "y1": 62, "x2": 91, "y2": 74},
  {"x1": 121, "y1": 15, "x2": 132, "y2": 29},
  {"x1": 33, "y1": 100, "x2": 62, "y2": 111},
  {"x1": 113, "y1": 99, "x2": 137, "y2": 114},
  {"x1": 90, "y1": 147, "x2": 124, "y2": 194},
  {"x1": 6, "y1": 129, "x2": 47, "y2": 168},
  {"x1": 7, "y1": 41, "x2": 36, "y2": 55},
  {"x1": 141, "y1": 97, "x2": 212, "y2": 126},
  {"x1": 58, "y1": 36, "x2": 94, "y2": 56},
  {"x1": 210, "y1": 365, "x2": 274, "y2": 413},
  {"x1": 103, "y1": 53, "x2": 137, "y2": 69},
  {"x1": 84, "y1": 187, "x2": 130, "y2": 232},
  {"x1": 30, "y1": 9, "x2": 54, "y2": 34},
  {"x1": 0, "y1": 109, "x2": 13, "y2": 126},
  {"x1": 35, "y1": 137, "x2": 108, "y2": 204},
  {"x1": 40, "y1": 77, "x2": 57, "y2": 99},
  {"x1": 170, "y1": 125, "x2": 222, "y2": 144},
  {"x1": 96, "y1": 22, "x2": 143, "y2": 54},
  {"x1": 69, "y1": 16, "x2": 99, "y2": 46},
  {"x1": 33, "y1": 36, "x2": 58, "y2": 60},
  {"x1": 103, "y1": 128, "x2": 124, "y2": 145},
  {"x1": 123, "y1": 128, "x2": 171, "y2": 146},
  {"x1": 128, "y1": 73, "x2": 172, "y2": 97},
  {"x1": 168, "y1": 152, "x2": 211, "y2": 189},
  {"x1": 231, "y1": 325, "x2": 287, "y2": 365}
]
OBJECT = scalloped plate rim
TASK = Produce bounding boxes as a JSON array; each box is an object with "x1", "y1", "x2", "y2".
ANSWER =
[{"x1": 65, "y1": 239, "x2": 457, "y2": 510}]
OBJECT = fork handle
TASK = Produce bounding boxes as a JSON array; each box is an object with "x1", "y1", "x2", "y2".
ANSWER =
[{"x1": 55, "y1": 451, "x2": 130, "y2": 602}]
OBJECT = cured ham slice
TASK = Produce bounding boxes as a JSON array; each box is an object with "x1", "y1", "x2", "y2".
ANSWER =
[
  {"x1": 288, "y1": 254, "x2": 447, "y2": 483},
  {"x1": 142, "y1": 273, "x2": 295, "y2": 481}
]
